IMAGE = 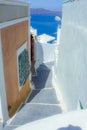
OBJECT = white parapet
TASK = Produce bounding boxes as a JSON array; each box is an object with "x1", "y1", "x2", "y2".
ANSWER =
[
  {"x1": 14, "y1": 110, "x2": 87, "y2": 130},
  {"x1": 37, "y1": 34, "x2": 55, "y2": 43}
]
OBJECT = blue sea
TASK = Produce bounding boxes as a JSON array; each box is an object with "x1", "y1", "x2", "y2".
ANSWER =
[{"x1": 31, "y1": 15, "x2": 60, "y2": 39}]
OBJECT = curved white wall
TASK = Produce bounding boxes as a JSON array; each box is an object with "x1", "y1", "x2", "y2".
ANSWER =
[{"x1": 56, "y1": 0, "x2": 87, "y2": 111}]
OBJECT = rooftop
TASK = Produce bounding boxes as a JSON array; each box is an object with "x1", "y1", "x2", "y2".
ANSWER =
[
  {"x1": 0, "y1": 0, "x2": 30, "y2": 6},
  {"x1": 37, "y1": 34, "x2": 55, "y2": 43}
]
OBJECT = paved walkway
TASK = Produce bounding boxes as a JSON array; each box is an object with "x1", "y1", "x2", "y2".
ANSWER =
[{"x1": 4, "y1": 62, "x2": 62, "y2": 130}]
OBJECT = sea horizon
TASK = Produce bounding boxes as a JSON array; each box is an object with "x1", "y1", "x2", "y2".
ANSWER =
[{"x1": 31, "y1": 14, "x2": 60, "y2": 40}]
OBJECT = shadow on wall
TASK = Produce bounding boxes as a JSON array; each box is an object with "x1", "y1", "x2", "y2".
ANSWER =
[{"x1": 57, "y1": 125, "x2": 82, "y2": 130}]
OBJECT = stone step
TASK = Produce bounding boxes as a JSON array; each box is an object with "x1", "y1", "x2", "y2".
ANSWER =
[
  {"x1": 4, "y1": 125, "x2": 17, "y2": 130},
  {"x1": 32, "y1": 70, "x2": 53, "y2": 89},
  {"x1": 9, "y1": 104, "x2": 62, "y2": 126},
  {"x1": 27, "y1": 89, "x2": 59, "y2": 104}
]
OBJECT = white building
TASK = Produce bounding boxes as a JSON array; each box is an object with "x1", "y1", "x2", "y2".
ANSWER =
[
  {"x1": 0, "y1": 0, "x2": 31, "y2": 124},
  {"x1": 55, "y1": 0, "x2": 87, "y2": 111}
]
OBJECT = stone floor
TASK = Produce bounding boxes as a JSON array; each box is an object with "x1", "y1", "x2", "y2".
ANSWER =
[{"x1": 3, "y1": 62, "x2": 62, "y2": 130}]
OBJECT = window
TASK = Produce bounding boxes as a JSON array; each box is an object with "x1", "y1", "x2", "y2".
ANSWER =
[{"x1": 17, "y1": 42, "x2": 30, "y2": 88}]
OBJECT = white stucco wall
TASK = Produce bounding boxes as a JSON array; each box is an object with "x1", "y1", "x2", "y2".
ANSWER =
[
  {"x1": 34, "y1": 41, "x2": 56, "y2": 69},
  {"x1": 55, "y1": 0, "x2": 87, "y2": 111}
]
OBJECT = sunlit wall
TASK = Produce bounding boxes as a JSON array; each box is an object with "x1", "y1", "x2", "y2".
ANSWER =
[{"x1": 56, "y1": 0, "x2": 87, "y2": 111}]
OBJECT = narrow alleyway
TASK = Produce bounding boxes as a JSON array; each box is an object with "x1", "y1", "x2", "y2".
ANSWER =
[{"x1": 4, "y1": 62, "x2": 62, "y2": 130}]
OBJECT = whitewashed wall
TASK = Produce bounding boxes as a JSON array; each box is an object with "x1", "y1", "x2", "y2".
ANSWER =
[
  {"x1": 34, "y1": 41, "x2": 56, "y2": 68},
  {"x1": 55, "y1": 0, "x2": 87, "y2": 111}
]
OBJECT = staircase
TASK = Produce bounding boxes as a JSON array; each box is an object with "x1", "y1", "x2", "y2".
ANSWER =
[{"x1": 4, "y1": 62, "x2": 62, "y2": 130}]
